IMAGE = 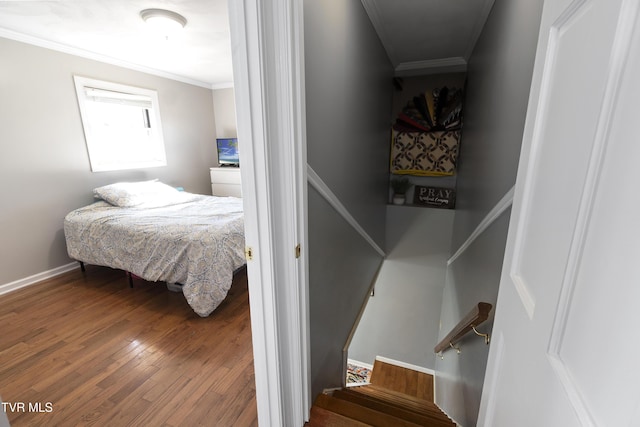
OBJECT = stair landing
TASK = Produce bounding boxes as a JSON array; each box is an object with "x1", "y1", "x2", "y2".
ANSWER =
[
  {"x1": 307, "y1": 360, "x2": 455, "y2": 426},
  {"x1": 369, "y1": 359, "x2": 434, "y2": 402}
]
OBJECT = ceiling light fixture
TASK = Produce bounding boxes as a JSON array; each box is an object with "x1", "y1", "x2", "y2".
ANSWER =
[{"x1": 140, "y1": 8, "x2": 187, "y2": 36}]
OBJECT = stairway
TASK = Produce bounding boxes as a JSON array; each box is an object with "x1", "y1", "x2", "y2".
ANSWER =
[{"x1": 305, "y1": 360, "x2": 456, "y2": 427}]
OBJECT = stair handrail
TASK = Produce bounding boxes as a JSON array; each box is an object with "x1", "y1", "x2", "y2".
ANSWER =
[{"x1": 434, "y1": 302, "x2": 493, "y2": 355}]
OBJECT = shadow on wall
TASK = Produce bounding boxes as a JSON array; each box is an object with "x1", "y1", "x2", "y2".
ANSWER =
[
  {"x1": 434, "y1": 208, "x2": 511, "y2": 426},
  {"x1": 348, "y1": 207, "x2": 455, "y2": 371}
]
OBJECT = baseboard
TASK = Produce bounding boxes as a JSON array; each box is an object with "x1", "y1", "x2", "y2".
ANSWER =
[
  {"x1": 0, "y1": 262, "x2": 78, "y2": 296},
  {"x1": 347, "y1": 358, "x2": 373, "y2": 370},
  {"x1": 374, "y1": 356, "x2": 435, "y2": 376}
]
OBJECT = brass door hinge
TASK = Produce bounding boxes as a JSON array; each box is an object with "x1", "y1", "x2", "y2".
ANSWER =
[
  {"x1": 245, "y1": 246, "x2": 253, "y2": 261},
  {"x1": 295, "y1": 244, "x2": 301, "y2": 259}
]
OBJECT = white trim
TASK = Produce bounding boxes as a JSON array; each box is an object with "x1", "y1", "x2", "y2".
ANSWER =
[
  {"x1": 374, "y1": 355, "x2": 435, "y2": 376},
  {"x1": 229, "y1": 0, "x2": 309, "y2": 425},
  {"x1": 210, "y1": 81, "x2": 234, "y2": 90},
  {"x1": 342, "y1": 259, "x2": 382, "y2": 355},
  {"x1": 360, "y1": 0, "x2": 398, "y2": 66},
  {"x1": 73, "y1": 75, "x2": 167, "y2": 172},
  {"x1": 228, "y1": 1, "x2": 283, "y2": 425},
  {"x1": 265, "y1": 0, "x2": 310, "y2": 422},
  {"x1": 0, "y1": 28, "x2": 213, "y2": 89},
  {"x1": 448, "y1": 187, "x2": 514, "y2": 266},
  {"x1": 342, "y1": 259, "x2": 384, "y2": 385},
  {"x1": 291, "y1": 0, "x2": 312, "y2": 417},
  {"x1": 394, "y1": 57, "x2": 468, "y2": 77},
  {"x1": 307, "y1": 165, "x2": 386, "y2": 257},
  {"x1": 463, "y1": 0, "x2": 496, "y2": 60},
  {"x1": 0, "y1": 262, "x2": 77, "y2": 296}
]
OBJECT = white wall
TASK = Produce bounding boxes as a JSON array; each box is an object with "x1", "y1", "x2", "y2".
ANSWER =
[
  {"x1": 348, "y1": 206, "x2": 454, "y2": 370},
  {"x1": 0, "y1": 37, "x2": 217, "y2": 287},
  {"x1": 212, "y1": 87, "x2": 237, "y2": 139},
  {"x1": 211, "y1": 87, "x2": 238, "y2": 165}
]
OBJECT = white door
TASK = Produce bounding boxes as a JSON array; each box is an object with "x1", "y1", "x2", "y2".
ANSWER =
[{"x1": 478, "y1": 0, "x2": 640, "y2": 426}]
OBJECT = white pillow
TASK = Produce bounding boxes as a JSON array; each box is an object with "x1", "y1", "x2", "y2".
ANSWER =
[{"x1": 93, "y1": 180, "x2": 196, "y2": 208}]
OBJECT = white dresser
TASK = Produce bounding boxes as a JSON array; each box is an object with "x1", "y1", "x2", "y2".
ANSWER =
[{"x1": 210, "y1": 167, "x2": 242, "y2": 197}]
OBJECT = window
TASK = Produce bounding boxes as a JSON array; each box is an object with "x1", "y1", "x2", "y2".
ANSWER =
[{"x1": 73, "y1": 76, "x2": 167, "y2": 172}]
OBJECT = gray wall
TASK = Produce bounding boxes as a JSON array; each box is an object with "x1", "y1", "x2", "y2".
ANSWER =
[
  {"x1": 450, "y1": 0, "x2": 545, "y2": 250},
  {"x1": 304, "y1": 0, "x2": 393, "y2": 398},
  {"x1": 308, "y1": 187, "x2": 383, "y2": 398},
  {"x1": 348, "y1": 206, "x2": 454, "y2": 370},
  {"x1": 435, "y1": 0, "x2": 545, "y2": 425},
  {"x1": 304, "y1": 0, "x2": 392, "y2": 247},
  {"x1": 0, "y1": 37, "x2": 218, "y2": 286},
  {"x1": 436, "y1": 210, "x2": 510, "y2": 426}
]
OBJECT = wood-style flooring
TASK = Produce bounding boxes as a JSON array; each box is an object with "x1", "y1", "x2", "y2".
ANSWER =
[{"x1": 0, "y1": 264, "x2": 257, "y2": 426}]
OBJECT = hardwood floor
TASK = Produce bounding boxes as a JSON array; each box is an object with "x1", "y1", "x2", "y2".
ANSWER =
[{"x1": 0, "y1": 265, "x2": 257, "y2": 426}]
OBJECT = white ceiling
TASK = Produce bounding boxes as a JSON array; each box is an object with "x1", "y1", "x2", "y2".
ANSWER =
[
  {"x1": 0, "y1": 0, "x2": 494, "y2": 88},
  {"x1": 362, "y1": 0, "x2": 495, "y2": 75},
  {"x1": 0, "y1": 0, "x2": 232, "y2": 88}
]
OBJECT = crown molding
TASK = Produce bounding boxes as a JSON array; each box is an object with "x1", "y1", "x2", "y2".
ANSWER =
[
  {"x1": 394, "y1": 57, "x2": 467, "y2": 76},
  {"x1": 360, "y1": 0, "x2": 398, "y2": 66},
  {"x1": 211, "y1": 81, "x2": 234, "y2": 90},
  {"x1": 464, "y1": 0, "x2": 496, "y2": 59},
  {"x1": 0, "y1": 28, "x2": 215, "y2": 89}
]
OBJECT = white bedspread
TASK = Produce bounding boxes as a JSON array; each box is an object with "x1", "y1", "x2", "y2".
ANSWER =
[{"x1": 64, "y1": 195, "x2": 245, "y2": 317}]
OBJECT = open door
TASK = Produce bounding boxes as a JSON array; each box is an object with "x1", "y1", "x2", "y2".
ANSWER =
[{"x1": 479, "y1": 0, "x2": 640, "y2": 425}]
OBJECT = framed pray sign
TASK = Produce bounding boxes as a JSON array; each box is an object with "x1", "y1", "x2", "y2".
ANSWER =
[{"x1": 413, "y1": 186, "x2": 456, "y2": 209}]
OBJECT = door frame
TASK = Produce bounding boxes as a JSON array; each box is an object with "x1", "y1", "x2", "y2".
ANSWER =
[{"x1": 228, "y1": 0, "x2": 310, "y2": 425}]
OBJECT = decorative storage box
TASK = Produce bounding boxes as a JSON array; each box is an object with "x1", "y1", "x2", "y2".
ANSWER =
[{"x1": 390, "y1": 129, "x2": 460, "y2": 176}]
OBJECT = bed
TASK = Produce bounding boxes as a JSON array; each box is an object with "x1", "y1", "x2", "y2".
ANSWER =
[{"x1": 63, "y1": 180, "x2": 246, "y2": 317}]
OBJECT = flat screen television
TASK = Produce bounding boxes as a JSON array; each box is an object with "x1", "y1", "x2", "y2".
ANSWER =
[{"x1": 216, "y1": 137, "x2": 239, "y2": 166}]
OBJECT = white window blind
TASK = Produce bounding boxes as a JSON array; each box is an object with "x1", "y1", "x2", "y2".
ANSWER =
[{"x1": 74, "y1": 76, "x2": 167, "y2": 172}]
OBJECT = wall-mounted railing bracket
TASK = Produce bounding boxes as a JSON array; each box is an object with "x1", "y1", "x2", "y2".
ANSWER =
[
  {"x1": 434, "y1": 302, "x2": 493, "y2": 356},
  {"x1": 471, "y1": 325, "x2": 490, "y2": 345}
]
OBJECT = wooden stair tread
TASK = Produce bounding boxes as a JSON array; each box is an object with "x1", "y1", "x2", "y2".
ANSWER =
[
  {"x1": 333, "y1": 389, "x2": 454, "y2": 427},
  {"x1": 348, "y1": 385, "x2": 453, "y2": 424},
  {"x1": 307, "y1": 362, "x2": 455, "y2": 426},
  {"x1": 369, "y1": 360, "x2": 434, "y2": 401},
  {"x1": 314, "y1": 393, "x2": 423, "y2": 427},
  {"x1": 305, "y1": 405, "x2": 371, "y2": 427}
]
